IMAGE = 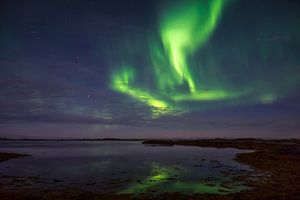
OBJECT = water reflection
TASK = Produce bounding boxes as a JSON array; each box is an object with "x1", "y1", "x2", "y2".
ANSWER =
[{"x1": 0, "y1": 141, "x2": 256, "y2": 194}]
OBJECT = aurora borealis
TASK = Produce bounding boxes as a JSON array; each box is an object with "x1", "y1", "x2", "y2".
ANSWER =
[
  {"x1": 0, "y1": 0, "x2": 300, "y2": 138},
  {"x1": 111, "y1": 0, "x2": 231, "y2": 117},
  {"x1": 110, "y1": 0, "x2": 299, "y2": 119}
]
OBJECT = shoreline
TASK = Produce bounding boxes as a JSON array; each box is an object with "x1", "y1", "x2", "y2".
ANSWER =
[
  {"x1": 143, "y1": 139, "x2": 300, "y2": 199},
  {"x1": 0, "y1": 139, "x2": 299, "y2": 199},
  {"x1": 0, "y1": 152, "x2": 28, "y2": 163}
]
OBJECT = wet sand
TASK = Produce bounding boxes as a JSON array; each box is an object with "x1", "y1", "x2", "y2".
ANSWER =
[{"x1": 0, "y1": 139, "x2": 299, "y2": 200}]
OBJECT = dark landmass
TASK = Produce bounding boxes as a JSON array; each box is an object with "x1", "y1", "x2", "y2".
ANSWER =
[
  {"x1": 143, "y1": 138, "x2": 300, "y2": 149},
  {"x1": 0, "y1": 152, "x2": 28, "y2": 163},
  {"x1": 0, "y1": 138, "x2": 300, "y2": 200}
]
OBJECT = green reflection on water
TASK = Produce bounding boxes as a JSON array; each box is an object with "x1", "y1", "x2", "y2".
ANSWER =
[
  {"x1": 119, "y1": 163, "x2": 175, "y2": 194},
  {"x1": 119, "y1": 163, "x2": 249, "y2": 195}
]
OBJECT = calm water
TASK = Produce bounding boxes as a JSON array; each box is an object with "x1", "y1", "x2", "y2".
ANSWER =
[{"x1": 0, "y1": 141, "x2": 256, "y2": 194}]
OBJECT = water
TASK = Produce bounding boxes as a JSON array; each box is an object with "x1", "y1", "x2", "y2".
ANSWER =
[{"x1": 0, "y1": 141, "x2": 256, "y2": 194}]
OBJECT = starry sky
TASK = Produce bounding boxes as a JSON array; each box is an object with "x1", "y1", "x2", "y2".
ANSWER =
[{"x1": 0, "y1": 0, "x2": 299, "y2": 139}]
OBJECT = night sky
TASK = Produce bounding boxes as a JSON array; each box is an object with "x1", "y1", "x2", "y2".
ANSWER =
[{"x1": 0, "y1": 0, "x2": 299, "y2": 139}]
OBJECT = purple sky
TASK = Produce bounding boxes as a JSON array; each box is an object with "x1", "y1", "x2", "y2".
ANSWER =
[{"x1": 0, "y1": 0, "x2": 299, "y2": 139}]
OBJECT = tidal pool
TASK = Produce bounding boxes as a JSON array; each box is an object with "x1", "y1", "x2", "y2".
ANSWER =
[{"x1": 0, "y1": 141, "x2": 257, "y2": 194}]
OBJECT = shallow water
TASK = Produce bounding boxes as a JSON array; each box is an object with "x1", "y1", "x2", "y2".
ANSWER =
[{"x1": 0, "y1": 141, "x2": 256, "y2": 194}]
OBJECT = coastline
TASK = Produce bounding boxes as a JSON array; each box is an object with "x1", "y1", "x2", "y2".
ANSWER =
[
  {"x1": 0, "y1": 139, "x2": 299, "y2": 199},
  {"x1": 143, "y1": 139, "x2": 300, "y2": 200},
  {"x1": 0, "y1": 152, "x2": 28, "y2": 163}
]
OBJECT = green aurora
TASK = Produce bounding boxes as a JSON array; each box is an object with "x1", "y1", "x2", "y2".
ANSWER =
[{"x1": 110, "y1": 0, "x2": 299, "y2": 118}]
